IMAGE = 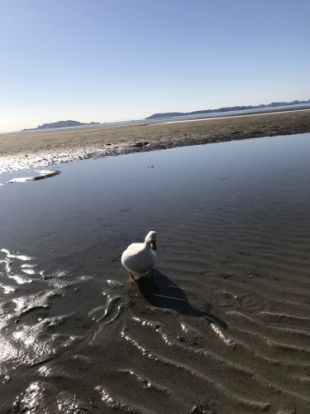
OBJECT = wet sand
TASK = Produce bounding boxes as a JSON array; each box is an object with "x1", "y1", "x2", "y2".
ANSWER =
[
  {"x1": 1, "y1": 134, "x2": 310, "y2": 413},
  {"x1": 1, "y1": 109, "x2": 310, "y2": 172}
]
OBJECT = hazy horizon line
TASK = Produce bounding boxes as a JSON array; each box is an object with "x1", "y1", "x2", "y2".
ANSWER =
[{"x1": 1, "y1": 97, "x2": 310, "y2": 135}]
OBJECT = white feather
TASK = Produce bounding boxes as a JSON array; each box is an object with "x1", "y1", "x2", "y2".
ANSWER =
[{"x1": 121, "y1": 231, "x2": 157, "y2": 275}]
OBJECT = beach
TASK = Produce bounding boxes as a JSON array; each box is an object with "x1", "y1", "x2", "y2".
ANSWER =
[
  {"x1": 1, "y1": 109, "x2": 310, "y2": 172},
  {"x1": 2, "y1": 0, "x2": 309, "y2": 411},
  {"x1": 1, "y1": 133, "x2": 310, "y2": 412}
]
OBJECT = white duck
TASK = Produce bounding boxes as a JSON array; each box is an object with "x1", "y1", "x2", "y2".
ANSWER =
[{"x1": 121, "y1": 231, "x2": 157, "y2": 280}]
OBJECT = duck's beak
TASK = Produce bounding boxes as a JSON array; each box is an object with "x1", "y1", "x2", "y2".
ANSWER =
[{"x1": 151, "y1": 241, "x2": 157, "y2": 251}]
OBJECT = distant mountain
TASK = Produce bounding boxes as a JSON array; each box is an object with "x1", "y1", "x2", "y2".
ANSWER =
[
  {"x1": 146, "y1": 99, "x2": 310, "y2": 120},
  {"x1": 23, "y1": 120, "x2": 99, "y2": 131}
]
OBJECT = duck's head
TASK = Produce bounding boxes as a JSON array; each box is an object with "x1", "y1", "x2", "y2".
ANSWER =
[{"x1": 145, "y1": 231, "x2": 157, "y2": 251}]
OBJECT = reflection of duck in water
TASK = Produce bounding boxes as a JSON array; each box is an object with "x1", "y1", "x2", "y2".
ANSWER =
[{"x1": 121, "y1": 231, "x2": 157, "y2": 281}]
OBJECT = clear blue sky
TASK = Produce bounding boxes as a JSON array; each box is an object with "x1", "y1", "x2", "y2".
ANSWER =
[{"x1": 1, "y1": 0, "x2": 309, "y2": 132}]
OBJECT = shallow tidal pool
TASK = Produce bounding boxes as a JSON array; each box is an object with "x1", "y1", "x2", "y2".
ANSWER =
[{"x1": 0, "y1": 133, "x2": 310, "y2": 413}]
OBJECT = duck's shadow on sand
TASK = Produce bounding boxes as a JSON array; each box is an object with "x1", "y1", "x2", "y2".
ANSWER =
[{"x1": 129, "y1": 269, "x2": 227, "y2": 329}]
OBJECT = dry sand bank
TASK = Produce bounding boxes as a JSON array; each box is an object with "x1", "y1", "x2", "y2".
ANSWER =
[{"x1": 1, "y1": 109, "x2": 310, "y2": 172}]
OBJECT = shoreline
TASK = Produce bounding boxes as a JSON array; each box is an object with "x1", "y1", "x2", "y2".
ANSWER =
[
  {"x1": 157, "y1": 107, "x2": 310, "y2": 125},
  {"x1": 1, "y1": 108, "x2": 310, "y2": 173},
  {"x1": 1, "y1": 117, "x2": 310, "y2": 412}
]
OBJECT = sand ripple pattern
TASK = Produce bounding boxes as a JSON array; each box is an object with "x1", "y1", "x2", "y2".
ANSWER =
[
  {"x1": 2, "y1": 204, "x2": 310, "y2": 412},
  {"x1": 2, "y1": 136, "x2": 310, "y2": 412},
  {"x1": 0, "y1": 248, "x2": 128, "y2": 413},
  {"x1": 89, "y1": 196, "x2": 310, "y2": 413}
]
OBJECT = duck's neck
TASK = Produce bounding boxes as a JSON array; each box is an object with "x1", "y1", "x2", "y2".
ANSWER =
[{"x1": 145, "y1": 241, "x2": 152, "y2": 249}]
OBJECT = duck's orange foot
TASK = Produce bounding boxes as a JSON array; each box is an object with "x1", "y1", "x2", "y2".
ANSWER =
[{"x1": 128, "y1": 273, "x2": 136, "y2": 283}]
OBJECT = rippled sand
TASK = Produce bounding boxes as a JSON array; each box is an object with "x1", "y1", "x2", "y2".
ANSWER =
[{"x1": 1, "y1": 134, "x2": 310, "y2": 413}]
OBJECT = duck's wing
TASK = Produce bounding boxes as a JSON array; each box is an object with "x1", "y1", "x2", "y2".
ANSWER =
[
  {"x1": 123, "y1": 243, "x2": 144, "y2": 257},
  {"x1": 121, "y1": 242, "x2": 156, "y2": 274}
]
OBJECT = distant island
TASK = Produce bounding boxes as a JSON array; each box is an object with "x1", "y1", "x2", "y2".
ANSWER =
[
  {"x1": 23, "y1": 120, "x2": 99, "y2": 131},
  {"x1": 146, "y1": 99, "x2": 310, "y2": 120}
]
